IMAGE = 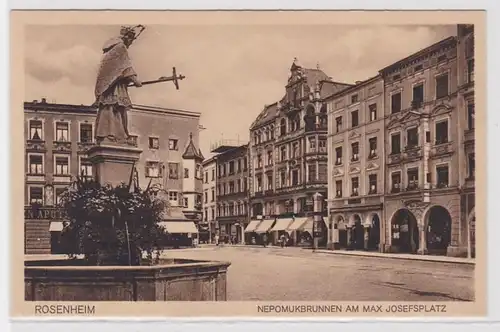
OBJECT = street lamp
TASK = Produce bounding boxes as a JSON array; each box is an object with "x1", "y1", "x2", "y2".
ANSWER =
[{"x1": 312, "y1": 192, "x2": 323, "y2": 252}]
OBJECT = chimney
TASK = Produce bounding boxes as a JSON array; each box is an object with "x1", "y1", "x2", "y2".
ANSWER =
[
  {"x1": 41, "y1": 98, "x2": 47, "y2": 103},
  {"x1": 355, "y1": 81, "x2": 362, "y2": 85},
  {"x1": 32, "y1": 100, "x2": 38, "y2": 103}
]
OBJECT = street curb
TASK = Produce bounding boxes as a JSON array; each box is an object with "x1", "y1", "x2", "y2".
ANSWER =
[{"x1": 313, "y1": 250, "x2": 476, "y2": 265}]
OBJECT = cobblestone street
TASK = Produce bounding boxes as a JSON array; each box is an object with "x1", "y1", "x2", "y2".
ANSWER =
[{"x1": 165, "y1": 246, "x2": 474, "y2": 301}]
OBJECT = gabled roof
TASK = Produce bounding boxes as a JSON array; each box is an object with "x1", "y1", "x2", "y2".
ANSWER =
[{"x1": 182, "y1": 132, "x2": 204, "y2": 161}]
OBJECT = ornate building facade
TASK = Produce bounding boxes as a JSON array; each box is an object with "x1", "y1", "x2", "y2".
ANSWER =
[
  {"x1": 326, "y1": 75, "x2": 385, "y2": 251},
  {"x1": 24, "y1": 100, "x2": 203, "y2": 254},
  {"x1": 327, "y1": 27, "x2": 475, "y2": 257},
  {"x1": 201, "y1": 156, "x2": 218, "y2": 243},
  {"x1": 248, "y1": 59, "x2": 352, "y2": 246}
]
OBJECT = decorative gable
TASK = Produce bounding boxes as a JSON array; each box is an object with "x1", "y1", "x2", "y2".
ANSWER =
[
  {"x1": 182, "y1": 132, "x2": 204, "y2": 161},
  {"x1": 349, "y1": 166, "x2": 361, "y2": 174},
  {"x1": 366, "y1": 162, "x2": 379, "y2": 171}
]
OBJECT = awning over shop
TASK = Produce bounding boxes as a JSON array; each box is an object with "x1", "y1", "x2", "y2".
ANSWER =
[
  {"x1": 270, "y1": 218, "x2": 293, "y2": 232},
  {"x1": 286, "y1": 217, "x2": 309, "y2": 232},
  {"x1": 49, "y1": 221, "x2": 64, "y2": 232},
  {"x1": 244, "y1": 219, "x2": 262, "y2": 233},
  {"x1": 299, "y1": 218, "x2": 314, "y2": 234},
  {"x1": 254, "y1": 219, "x2": 275, "y2": 234},
  {"x1": 159, "y1": 221, "x2": 198, "y2": 234}
]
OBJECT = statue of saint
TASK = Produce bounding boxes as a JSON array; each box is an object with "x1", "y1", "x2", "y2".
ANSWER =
[{"x1": 94, "y1": 26, "x2": 143, "y2": 144}]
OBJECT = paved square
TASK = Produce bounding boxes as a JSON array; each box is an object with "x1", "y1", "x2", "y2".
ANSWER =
[{"x1": 166, "y1": 246, "x2": 474, "y2": 301}]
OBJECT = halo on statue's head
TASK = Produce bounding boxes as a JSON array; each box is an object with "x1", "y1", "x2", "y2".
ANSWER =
[{"x1": 120, "y1": 26, "x2": 136, "y2": 39}]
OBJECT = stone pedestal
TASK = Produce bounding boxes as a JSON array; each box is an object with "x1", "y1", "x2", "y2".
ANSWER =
[
  {"x1": 87, "y1": 143, "x2": 142, "y2": 187},
  {"x1": 446, "y1": 245, "x2": 468, "y2": 257}
]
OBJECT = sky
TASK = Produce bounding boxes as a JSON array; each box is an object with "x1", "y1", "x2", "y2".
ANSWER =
[{"x1": 25, "y1": 24, "x2": 456, "y2": 158}]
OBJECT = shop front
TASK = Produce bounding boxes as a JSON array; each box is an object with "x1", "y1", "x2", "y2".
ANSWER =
[
  {"x1": 158, "y1": 221, "x2": 199, "y2": 248},
  {"x1": 269, "y1": 218, "x2": 293, "y2": 245},
  {"x1": 253, "y1": 218, "x2": 276, "y2": 245}
]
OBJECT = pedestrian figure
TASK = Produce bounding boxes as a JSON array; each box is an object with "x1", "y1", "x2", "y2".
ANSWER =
[
  {"x1": 262, "y1": 233, "x2": 268, "y2": 248},
  {"x1": 280, "y1": 234, "x2": 286, "y2": 248},
  {"x1": 215, "y1": 234, "x2": 219, "y2": 246}
]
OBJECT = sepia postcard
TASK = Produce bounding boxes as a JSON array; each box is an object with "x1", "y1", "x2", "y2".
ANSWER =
[{"x1": 10, "y1": 10, "x2": 486, "y2": 318}]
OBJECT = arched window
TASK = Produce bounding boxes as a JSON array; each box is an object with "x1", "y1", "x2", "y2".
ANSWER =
[{"x1": 270, "y1": 125, "x2": 275, "y2": 139}]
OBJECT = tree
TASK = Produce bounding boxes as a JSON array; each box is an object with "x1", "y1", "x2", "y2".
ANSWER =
[{"x1": 57, "y1": 169, "x2": 168, "y2": 266}]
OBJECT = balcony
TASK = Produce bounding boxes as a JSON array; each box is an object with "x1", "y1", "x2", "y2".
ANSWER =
[
  {"x1": 406, "y1": 182, "x2": 419, "y2": 191},
  {"x1": 350, "y1": 154, "x2": 360, "y2": 163},
  {"x1": 391, "y1": 184, "x2": 401, "y2": 193},
  {"x1": 430, "y1": 142, "x2": 454, "y2": 158},
  {"x1": 403, "y1": 146, "x2": 422, "y2": 161},
  {"x1": 368, "y1": 150, "x2": 378, "y2": 160},
  {"x1": 388, "y1": 153, "x2": 402, "y2": 165},
  {"x1": 411, "y1": 100, "x2": 423, "y2": 110}
]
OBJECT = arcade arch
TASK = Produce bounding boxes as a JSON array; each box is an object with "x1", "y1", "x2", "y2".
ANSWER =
[
  {"x1": 390, "y1": 208, "x2": 419, "y2": 253},
  {"x1": 424, "y1": 205, "x2": 452, "y2": 255}
]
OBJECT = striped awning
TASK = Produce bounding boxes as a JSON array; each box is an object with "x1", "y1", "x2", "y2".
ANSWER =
[
  {"x1": 159, "y1": 221, "x2": 198, "y2": 234},
  {"x1": 286, "y1": 217, "x2": 310, "y2": 232},
  {"x1": 254, "y1": 219, "x2": 275, "y2": 234},
  {"x1": 270, "y1": 218, "x2": 293, "y2": 232},
  {"x1": 244, "y1": 219, "x2": 262, "y2": 233}
]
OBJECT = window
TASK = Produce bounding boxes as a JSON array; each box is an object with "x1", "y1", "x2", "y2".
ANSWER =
[
  {"x1": 368, "y1": 174, "x2": 377, "y2": 194},
  {"x1": 407, "y1": 168, "x2": 419, "y2": 190},
  {"x1": 391, "y1": 172, "x2": 401, "y2": 193},
  {"x1": 148, "y1": 137, "x2": 159, "y2": 149},
  {"x1": 267, "y1": 150, "x2": 273, "y2": 166},
  {"x1": 80, "y1": 158, "x2": 92, "y2": 177},
  {"x1": 291, "y1": 169, "x2": 299, "y2": 186},
  {"x1": 29, "y1": 187, "x2": 43, "y2": 205},
  {"x1": 308, "y1": 164, "x2": 316, "y2": 182},
  {"x1": 369, "y1": 104, "x2": 377, "y2": 122},
  {"x1": 257, "y1": 154, "x2": 263, "y2": 168},
  {"x1": 129, "y1": 135, "x2": 138, "y2": 146},
  {"x1": 267, "y1": 174, "x2": 273, "y2": 190},
  {"x1": 280, "y1": 171, "x2": 286, "y2": 188},
  {"x1": 280, "y1": 118, "x2": 287, "y2": 136},
  {"x1": 280, "y1": 146, "x2": 287, "y2": 161},
  {"x1": 406, "y1": 127, "x2": 419, "y2": 148},
  {"x1": 351, "y1": 142, "x2": 359, "y2": 161},
  {"x1": 211, "y1": 208, "x2": 215, "y2": 220},
  {"x1": 204, "y1": 192, "x2": 208, "y2": 203},
  {"x1": 55, "y1": 122, "x2": 69, "y2": 142},
  {"x1": 335, "y1": 116, "x2": 343, "y2": 133},
  {"x1": 335, "y1": 180, "x2": 342, "y2": 198},
  {"x1": 211, "y1": 169, "x2": 215, "y2": 180},
  {"x1": 29, "y1": 154, "x2": 43, "y2": 174},
  {"x1": 351, "y1": 94, "x2": 359, "y2": 104},
  {"x1": 435, "y1": 120, "x2": 449, "y2": 144},
  {"x1": 184, "y1": 168, "x2": 189, "y2": 178},
  {"x1": 436, "y1": 165, "x2": 449, "y2": 188},
  {"x1": 243, "y1": 177, "x2": 248, "y2": 191},
  {"x1": 168, "y1": 162, "x2": 179, "y2": 179},
  {"x1": 468, "y1": 153, "x2": 475, "y2": 178},
  {"x1": 412, "y1": 83, "x2": 424, "y2": 105},
  {"x1": 168, "y1": 139, "x2": 178, "y2": 151},
  {"x1": 54, "y1": 156, "x2": 69, "y2": 175},
  {"x1": 168, "y1": 191, "x2": 179, "y2": 205},
  {"x1": 292, "y1": 143, "x2": 299, "y2": 158},
  {"x1": 351, "y1": 110, "x2": 359, "y2": 128},
  {"x1": 308, "y1": 137, "x2": 316, "y2": 152},
  {"x1": 467, "y1": 102, "x2": 475, "y2": 130},
  {"x1": 467, "y1": 58, "x2": 475, "y2": 83},
  {"x1": 335, "y1": 147, "x2": 342, "y2": 165},
  {"x1": 146, "y1": 161, "x2": 161, "y2": 177},
  {"x1": 78, "y1": 123, "x2": 93, "y2": 143},
  {"x1": 55, "y1": 188, "x2": 66, "y2": 205},
  {"x1": 318, "y1": 163, "x2": 327, "y2": 182},
  {"x1": 204, "y1": 171, "x2": 208, "y2": 182},
  {"x1": 256, "y1": 175, "x2": 262, "y2": 191},
  {"x1": 368, "y1": 137, "x2": 377, "y2": 158},
  {"x1": 211, "y1": 188, "x2": 215, "y2": 201},
  {"x1": 29, "y1": 120, "x2": 43, "y2": 140},
  {"x1": 436, "y1": 74, "x2": 449, "y2": 99},
  {"x1": 391, "y1": 133, "x2": 401, "y2": 154},
  {"x1": 351, "y1": 177, "x2": 359, "y2": 196},
  {"x1": 243, "y1": 157, "x2": 248, "y2": 171},
  {"x1": 318, "y1": 139, "x2": 327, "y2": 153},
  {"x1": 229, "y1": 181, "x2": 234, "y2": 193},
  {"x1": 391, "y1": 92, "x2": 402, "y2": 113}
]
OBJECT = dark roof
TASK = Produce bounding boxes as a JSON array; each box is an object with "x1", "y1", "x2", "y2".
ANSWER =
[
  {"x1": 250, "y1": 102, "x2": 279, "y2": 130},
  {"x1": 182, "y1": 132, "x2": 204, "y2": 161},
  {"x1": 324, "y1": 74, "x2": 382, "y2": 101}
]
